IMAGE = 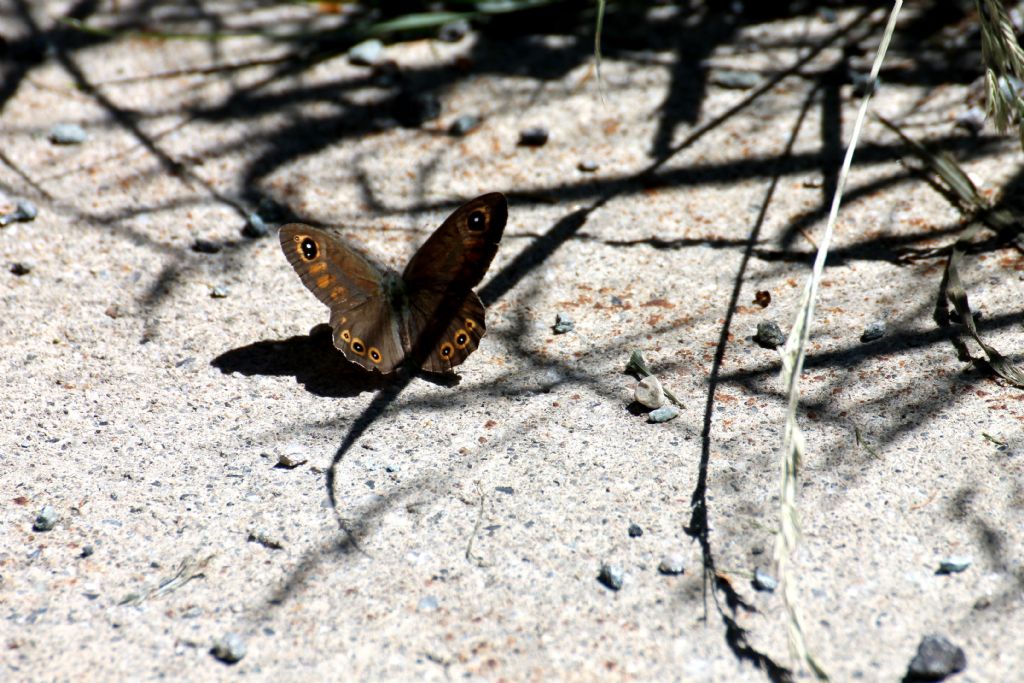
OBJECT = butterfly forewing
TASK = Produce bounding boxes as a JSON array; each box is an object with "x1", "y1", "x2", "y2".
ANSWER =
[
  {"x1": 402, "y1": 193, "x2": 507, "y2": 294},
  {"x1": 279, "y1": 224, "x2": 403, "y2": 372}
]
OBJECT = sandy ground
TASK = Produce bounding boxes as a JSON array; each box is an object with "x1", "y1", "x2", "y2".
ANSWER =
[{"x1": 2, "y1": 2, "x2": 1023, "y2": 681}]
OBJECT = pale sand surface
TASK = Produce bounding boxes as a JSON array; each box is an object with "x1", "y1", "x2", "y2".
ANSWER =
[{"x1": 2, "y1": 3, "x2": 1022, "y2": 681}]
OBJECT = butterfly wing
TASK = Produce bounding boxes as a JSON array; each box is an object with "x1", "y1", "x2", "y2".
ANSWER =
[
  {"x1": 400, "y1": 193, "x2": 507, "y2": 372},
  {"x1": 402, "y1": 193, "x2": 507, "y2": 293},
  {"x1": 406, "y1": 291, "x2": 487, "y2": 373},
  {"x1": 279, "y1": 224, "x2": 404, "y2": 373}
]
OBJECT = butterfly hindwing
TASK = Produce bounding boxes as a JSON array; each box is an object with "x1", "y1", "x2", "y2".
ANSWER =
[
  {"x1": 279, "y1": 224, "x2": 404, "y2": 373},
  {"x1": 405, "y1": 291, "x2": 487, "y2": 373}
]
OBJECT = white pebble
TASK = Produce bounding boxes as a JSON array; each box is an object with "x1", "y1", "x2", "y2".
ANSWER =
[{"x1": 634, "y1": 376, "x2": 666, "y2": 408}]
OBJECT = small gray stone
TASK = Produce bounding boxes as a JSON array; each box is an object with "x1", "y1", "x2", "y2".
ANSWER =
[
  {"x1": 275, "y1": 444, "x2": 308, "y2": 469},
  {"x1": 274, "y1": 448, "x2": 305, "y2": 471},
  {"x1": 211, "y1": 632, "x2": 247, "y2": 664},
  {"x1": 861, "y1": 320, "x2": 886, "y2": 342},
  {"x1": 191, "y1": 239, "x2": 221, "y2": 254},
  {"x1": 755, "y1": 321, "x2": 786, "y2": 349},
  {"x1": 48, "y1": 123, "x2": 87, "y2": 145},
  {"x1": 955, "y1": 106, "x2": 986, "y2": 134},
  {"x1": 448, "y1": 114, "x2": 481, "y2": 137},
  {"x1": 243, "y1": 212, "x2": 269, "y2": 238},
  {"x1": 648, "y1": 405, "x2": 680, "y2": 423},
  {"x1": 33, "y1": 505, "x2": 58, "y2": 532},
  {"x1": 211, "y1": 285, "x2": 229, "y2": 299},
  {"x1": 80, "y1": 545, "x2": 94, "y2": 558},
  {"x1": 907, "y1": 635, "x2": 966, "y2": 680},
  {"x1": 552, "y1": 312, "x2": 575, "y2": 334},
  {"x1": 577, "y1": 159, "x2": 599, "y2": 172},
  {"x1": 634, "y1": 376, "x2": 666, "y2": 409},
  {"x1": 0, "y1": 199, "x2": 38, "y2": 227},
  {"x1": 937, "y1": 556, "x2": 972, "y2": 575},
  {"x1": 247, "y1": 529, "x2": 283, "y2": 550},
  {"x1": 518, "y1": 127, "x2": 549, "y2": 147},
  {"x1": 348, "y1": 39, "x2": 384, "y2": 66},
  {"x1": 850, "y1": 70, "x2": 876, "y2": 97},
  {"x1": 627, "y1": 523, "x2": 643, "y2": 538},
  {"x1": 711, "y1": 69, "x2": 760, "y2": 89},
  {"x1": 658, "y1": 555, "x2": 685, "y2": 575},
  {"x1": 10, "y1": 262, "x2": 32, "y2": 276},
  {"x1": 752, "y1": 566, "x2": 777, "y2": 592},
  {"x1": 598, "y1": 563, "x2": 624, "y2": 591},
  {"x1": 417, "y1": 595, "x2": 439, "y2": 612},
  {"x1": 438, "y1": 19, "x2": 470, "y2": 42}
]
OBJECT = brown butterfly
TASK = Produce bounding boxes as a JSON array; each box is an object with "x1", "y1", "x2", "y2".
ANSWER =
[{"x1": 279, "y1": 193, "x2": 507, "y2": 374}]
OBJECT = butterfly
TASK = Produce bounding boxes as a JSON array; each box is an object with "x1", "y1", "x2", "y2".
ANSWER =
[{"x1": 279, "y1": 193, "x2": 507, "y2": 374}]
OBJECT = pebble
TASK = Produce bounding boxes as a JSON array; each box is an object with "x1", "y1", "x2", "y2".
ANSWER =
[
  {"x1": 907, "y1": 635, "x2": 966, "y2": 680},
  {"x1": 10, "y1": 262, "x2": 32, "y2": 276},
  {"x1": 48, "y1": 123, "x2": 87, "y2": 145},
  {"x1": 658, "y1": 555, "x2": 685, "y2": 575},
  {"x1": 627, "y1": 523, "x2": 643, "y2": 538},
  {"x1": 937, "y1": 556, "x2": 972, "y2": 575},
  {"x1": 210, "y1": 285, "x2": 229, "y2": 299},
  {"x1": 648, "y1": 405, "x2": 680, "y2": 423},
  {"x1": 634, "y1": 376, "x2": 666, "y2": 409},
  {"x1": 577, "y1": 159, "x2": 599, "y2": 172},
  {"x1": 518, "y1": 127, "x2": 549, "y2": 147},
  {"x1": 0, "y1": 199, "x2": 39, "y2": 226},
  {"x1": 438, "y1": 18, "x2": 470, "y2": 42},
  {"x1": 33, "y1": 505, "x2": 58, "y2": 531},
  {"x1": 754, "y1": 321, "x2": 786, "y2": 349},
  {"x1": 80, "y1": 545, "x2": 94, "y2": 558},
  {"x1": 417, "y1": 595, "x2": 439, "y2": 612},
  {"x1": 955, "y1": 106, "x2": 986, "y2": 134},
  {"x1": 710, "y1": 69, "x2": 760, "y2": 89},
  {"x1": 211, "y1": 632, "x2": 247, "y2": 664},
  {"x1": 247, "y1": 529, "x2": 283, "y2": 550},
  {"x1": 276, "y1": 443, "x2": 309, "y2": 466},
  {"x1": 393, "y1": 90, "x2": 441, "y2": 128},
  {"x1": 861, "y1": 320, "x2": 886, "y2": 342},
  {"x1": 191, "y1": 239, "x2": 222, "y2": 254},
  {"x1": 849, "y1": 70, "x2": 875, "y2": 97},
  {"x1": 552, "y1": 312, "x2": 575, "y2": 334},
  {"x1": 104, "y1": 304, "x2": 122, "y2": 319},
  {"x1": 448, "y1": 114, "x2": 481, "y2": 137},
  {"x1": 597, "y1": 563, "x2": 624, "y2": 591},
  {"x1": 348, "y1": 39, "x2": 384, "y2": 66},
  {"x1": 243, "y1": 212, "x2": 270, "y2": 238},
  {"x1": 752, "y1": 566, "x2": 777, "y2": 592}
]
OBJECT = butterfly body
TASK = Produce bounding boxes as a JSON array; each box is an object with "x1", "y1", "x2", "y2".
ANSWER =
[{"x1": 279, "y1": 193, "x2": 506, "y2": 374}]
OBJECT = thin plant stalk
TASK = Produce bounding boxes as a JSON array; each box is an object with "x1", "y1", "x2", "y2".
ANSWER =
[{"x1": 774, "y1": 2, "x2": 903, "y2": 679}]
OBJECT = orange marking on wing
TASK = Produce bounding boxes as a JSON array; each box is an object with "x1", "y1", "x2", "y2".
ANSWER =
[
  {"x1": 309, "y1": 262, "x2": 327, "y2": 274},
  {"x1": 329, "y1": 286, "x2": 347, "y2": 300},
  {"x1": 316, "y1": 274, "x2": 333, "y2": 289}
]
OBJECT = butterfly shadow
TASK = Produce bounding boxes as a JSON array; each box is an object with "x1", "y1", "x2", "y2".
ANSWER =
[
  {"x1": 211, "y1": 324, "x2": 383, "y2": 397},
  {"x1": 211, "y1": 324, "x2": 460, "y2": 397}
]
